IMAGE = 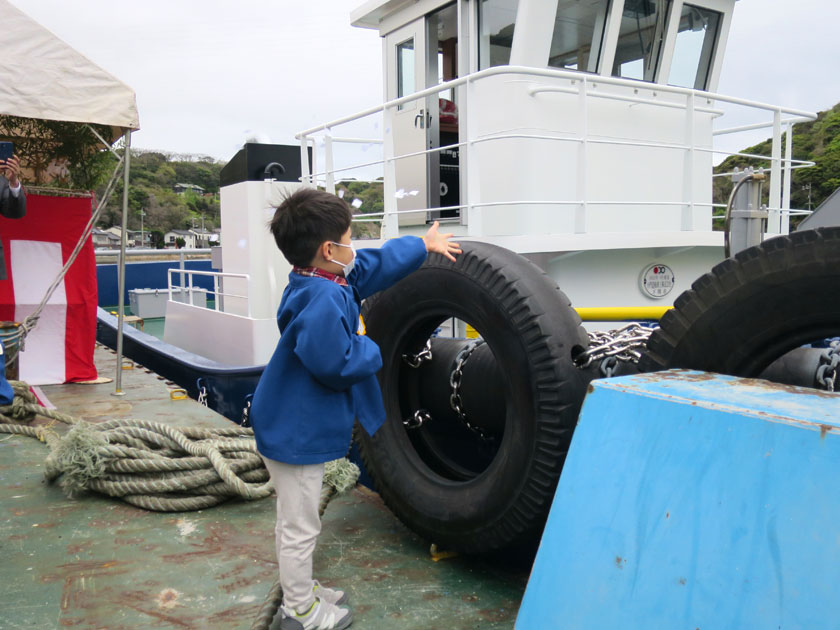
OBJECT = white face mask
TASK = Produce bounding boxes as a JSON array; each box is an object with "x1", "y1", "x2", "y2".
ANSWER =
[{"x1": 329, "y1": 241, "x2": 356, "y2": 276}]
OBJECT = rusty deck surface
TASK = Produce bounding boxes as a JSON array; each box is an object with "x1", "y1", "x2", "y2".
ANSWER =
[{"x1": 0, "y1": 345, "x2": 526, "y2": 629}]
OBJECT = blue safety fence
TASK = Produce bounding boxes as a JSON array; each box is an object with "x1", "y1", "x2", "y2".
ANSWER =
[{"x1": 97, "y1": 260, "x2": 214, "y2": 307}]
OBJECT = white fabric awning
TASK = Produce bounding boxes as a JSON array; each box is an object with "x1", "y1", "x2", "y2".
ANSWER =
[{"x1": 1, "y1": 0, "x2": 139, "y2": 140}]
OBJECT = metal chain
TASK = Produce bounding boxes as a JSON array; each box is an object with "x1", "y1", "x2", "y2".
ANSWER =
[
  {"x1": 816, "y1": 340, "x2": 840, "y2": 392},
  {"x1": 575, "y1": 324, "x2": 654, "y2": 370},
  {"x1": 196, "y1": 378, "x2": 208, "y2": 407},
  {"x1": 402, "y1": 338, "x2": 433, "y2": 368},
  {"x1": 599, "y1": 356, "x2": 619, "y2": 378},
  {"x1": 240, "y1": 395, "x2": 253, "y2": 427},
  {"x1": 403, "y1": 409, "x2": 431, "y2": 429},
  {"x1": 449, "y1": 339, "x2": 493, "y2": 441}
]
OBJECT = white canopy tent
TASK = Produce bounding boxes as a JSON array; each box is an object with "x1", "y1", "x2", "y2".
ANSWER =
[
  {"x1": 1, "y1": 0, "x2": 138, "y2": 136},
  {"x1": 1, "y1": 0, "x2": 139, "y2": 392}
]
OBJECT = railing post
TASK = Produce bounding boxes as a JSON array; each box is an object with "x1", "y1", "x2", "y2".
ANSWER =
[
  {"x1": 188, "y1": 271, "x2": 194, "y2": 306},
  {"x1": 325, "y1": 131, "x2": 336, "y2": 195},
  {"x1": 769, "y1": 108, "x2": 783, "y2": 234},
  {"x1": 213, "y1": 275, "x2": 219, "y2": 311},
  {"x1": 300, "y1": 136, "x2": 311, "y2": 186},
  {"x1": 465, "y1": 76, "x2": 482, "y2": 237},
  {"x1": 246, "y1": 275, "x2": 252, "y2": 318},
  {"x1": 575, "y1": 77, "x2": 588, "y2": 234},
  {"x1": 682, "y1": 91, "x2": 695, "y2": 231},
  {"x1": 782, "y1": 122, "x2": 793, "y2": 235},
  {"x1": 179, "y1": 250, "x2": 186, "y2": 292},
  {"x1": 382, "y1": 106, "x2": 399, "y2": 239}
]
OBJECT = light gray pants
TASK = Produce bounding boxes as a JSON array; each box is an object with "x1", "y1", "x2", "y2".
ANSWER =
[{"x1": 261, "y1": 457, "x2": 325, "y2": 612}]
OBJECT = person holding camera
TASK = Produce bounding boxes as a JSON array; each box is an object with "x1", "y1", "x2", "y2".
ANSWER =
[
  {"x1": 0, "y1": 149, "x2": 26, "y2": 276},
  {"x1": 1, "y1": 152, "x2": 26, "y2": 219},
  {"x1": 0, "y1": 147, "x2": 25, "y2": 404}
]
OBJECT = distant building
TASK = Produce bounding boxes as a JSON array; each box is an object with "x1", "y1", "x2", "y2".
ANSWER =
[
  {"x1": 98, "y1": 227, "x2": 150, "y2": 248},
  {"x1": 173, "y1": 183, "x2": 205, "y2": 195},
  {"x1": 190, "y1": 228, "x2": 216, "y2": 248},
  {"x1": 128, "y1": 230, "x2": 152, "y2": 247},
  {"x1": 797, "y1": 186, "x2": 840, "y2": 231},
  {"x1": 92, "y1": 228, "x2": 120, "y2": 249},
  {"x1": 165, "y1": 229, "x2": 197, "y2": 248}
]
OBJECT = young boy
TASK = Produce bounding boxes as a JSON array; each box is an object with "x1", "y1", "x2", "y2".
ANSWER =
[{"x1": 251, "y1": 188, "x2": 460, "y2": 630}]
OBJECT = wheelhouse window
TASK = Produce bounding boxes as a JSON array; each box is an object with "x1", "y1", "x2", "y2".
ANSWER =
[
  {"x1": 396, "y1": 38, "x2": 415, "y2": 110},
  {"x1": 478, "y1": 0, "x2": 521, "y2": 69},
  {"x1": 612, "y1": 0, "x2": 672, "y2": 82},
  {"x1": 668, "y1": 4, "x2": 721, "y2": 89},
  {"x1": 549, "y1": 0, "x2": 611, "y2": 72}
]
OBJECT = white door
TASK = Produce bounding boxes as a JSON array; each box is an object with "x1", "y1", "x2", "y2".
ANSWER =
[{"x1": 385, "y1": 19, "x2": 429, "y2": 226}]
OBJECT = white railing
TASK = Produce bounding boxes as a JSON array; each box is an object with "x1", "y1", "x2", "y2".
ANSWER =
[
  {"x1": 167, "y1": 268, "x2": 251, "y2": 318},
  {"x1": 95, "y1": 248, "x2": 212, "y2": 257},
  {"x1": 296, "y1": 65, "x2": 817, "y2": 237}
]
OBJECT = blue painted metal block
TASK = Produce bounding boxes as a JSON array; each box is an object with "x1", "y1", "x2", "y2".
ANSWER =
[{"x1": 517, "y1": 370, "x2": 840, "y2": 629}]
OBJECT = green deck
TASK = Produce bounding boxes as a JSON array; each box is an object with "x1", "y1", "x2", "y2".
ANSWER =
[{"x1": 0, "y1": 345, "x2": 527, "y2": 629}]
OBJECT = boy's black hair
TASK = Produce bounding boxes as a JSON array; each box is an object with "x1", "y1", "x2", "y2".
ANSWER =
[{"x1": 269, "y1": 188, "x2": 353, "y2": 266}]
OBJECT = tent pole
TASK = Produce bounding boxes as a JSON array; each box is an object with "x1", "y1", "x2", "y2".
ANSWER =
[{"x1": 113, "y1": 130, "x2": 131, "y2": 396}]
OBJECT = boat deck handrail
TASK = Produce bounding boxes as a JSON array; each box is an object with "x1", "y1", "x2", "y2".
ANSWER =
[
  {"x1": 167, "y1": 267, "x2": 251, "y2": 318},
  {"x1": 96, "y1": 248, "x2": 212, "y2": 258},
  {"x1": 296, "y1": 65, "x2": 818, "y2": 240},
  {"x1": 296, "y1": 65, "x2": 817, "y2": 138}
]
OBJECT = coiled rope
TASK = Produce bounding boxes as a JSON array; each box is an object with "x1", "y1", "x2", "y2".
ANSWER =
[{"x1": 0, "y1": 380, "x2": 359, "y2": 509}]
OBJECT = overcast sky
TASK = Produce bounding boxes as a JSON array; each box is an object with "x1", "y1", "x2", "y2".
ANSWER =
[{"x1": 9, "y1": 0, "x2": 840, "y2": 163}]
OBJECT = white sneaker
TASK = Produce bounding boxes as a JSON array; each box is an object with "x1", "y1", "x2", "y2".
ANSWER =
[
  {"x1": 313, "y1": 579, "x2": 348, "y2": 606},
  {"x1": 280, "y1": 597, "x2": 352, "y2": 630}
]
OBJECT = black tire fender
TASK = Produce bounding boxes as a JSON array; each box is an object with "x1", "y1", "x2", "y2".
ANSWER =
[
  {"x1": 357, "y1": 240, "x2": 589, "y2": 553},
  {"x1": 641, "y1": 227, "x2": 840, "y2": 376}
]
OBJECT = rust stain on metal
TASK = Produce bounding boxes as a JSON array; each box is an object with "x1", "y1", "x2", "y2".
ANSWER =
[
  {"x1": 639, "y1": 370, "x2": 717, "y2": 383},
  {"x1": 42, "y1": 559, "x2": 128, "y2": 584},
  {"x1": 206, "y1": 604, "x2": 263, "y2": 624},
  {"x1": 478, "y1": 606, "x2": 514, "y2": 622},
  {"x1": 614, "y1": 556, "x2": 626, "y2": 569},
  {"x1": 219, "y1": 572, "x2": 272, "y2": 594},
  {"x1": 666, "y1": 512, "x2": 670, "y2": 519},
  {"x1": 160, "y1": 521, "x2": 266, "y2": 565},
  {"x1": 156, "y1": 588, "x2": 182, "y2": 610},
  {"x1": 119, "y1": 590, "x2": 195, "y2": 628},
  {"x1": 821, "y1": 424, "x2": 832, "y2": 440}
]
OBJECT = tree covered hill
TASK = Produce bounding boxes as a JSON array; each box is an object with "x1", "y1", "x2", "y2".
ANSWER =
[
  {"x1": 95, "y1": 151, "x2": 224, "y2": 241},
  {"x1": 96, "y1": 152, "x2": 385, "y2": 241},
  {"x1": 714, "y1": 102, "x2": 840, "y2": 218}
]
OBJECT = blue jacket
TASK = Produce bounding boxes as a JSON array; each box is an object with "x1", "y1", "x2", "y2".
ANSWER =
[{"x1": 251, "y1": 236, "x2": 427, "y2": 464}]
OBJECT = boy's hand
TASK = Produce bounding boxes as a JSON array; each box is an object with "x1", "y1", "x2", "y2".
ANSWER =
[{"x1": 423, "y1": 221, "x2": 461, "y2": 262}]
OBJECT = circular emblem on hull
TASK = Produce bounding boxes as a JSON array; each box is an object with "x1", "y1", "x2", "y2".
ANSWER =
[{"x1": 641, "y1": 263, "x2": 675, "y2": 298}]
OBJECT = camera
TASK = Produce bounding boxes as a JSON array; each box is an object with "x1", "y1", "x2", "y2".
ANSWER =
[{"x1": 0, "y1": 141, "x2": 14, "y2": 161}]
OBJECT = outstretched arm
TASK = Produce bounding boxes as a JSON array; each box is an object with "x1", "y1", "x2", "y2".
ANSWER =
[{"x1": 350, "y1": 223, "x2": 461, "y2": 299}]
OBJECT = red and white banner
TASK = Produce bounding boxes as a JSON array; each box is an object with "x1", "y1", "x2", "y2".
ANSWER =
[{"x1": 0, "y1": 193, "x2": 98, "y2": 384}]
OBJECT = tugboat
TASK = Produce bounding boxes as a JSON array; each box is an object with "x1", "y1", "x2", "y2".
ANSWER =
[{"x1": 103, "y1": 0, "x2": 827, "y2": 553}]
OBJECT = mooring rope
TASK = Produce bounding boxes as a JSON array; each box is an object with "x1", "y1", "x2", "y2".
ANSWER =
[
  {"x1": 1, "y1": 381, "x2": 360, "y2": 628},
  {"x1": 0, "y1": 381, "x2": 360, "y2": 511}
]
